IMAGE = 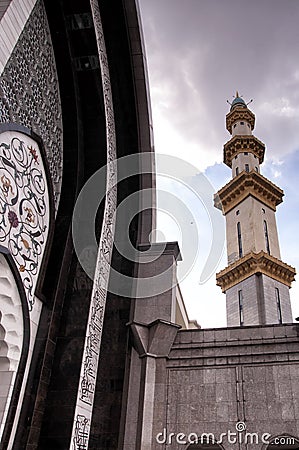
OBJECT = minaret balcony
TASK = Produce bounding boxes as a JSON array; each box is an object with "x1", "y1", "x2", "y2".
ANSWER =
[
  {"x1": 216, "y1": 250, "x2": 296, "y2": 292},
  {"x1": 224, "y1": 135, "x2": 265, "y2": 167},
  {"x1": 214, "y1": 170, "x2": 284, "y2": 214},
  {"x1": 226, "y1": 106, "x2": 255, "y2": 134}
]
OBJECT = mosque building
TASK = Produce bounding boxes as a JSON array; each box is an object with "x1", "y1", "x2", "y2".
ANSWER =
[{"x1": 0, "y1": 1, "x2": 298, "y2": 449}]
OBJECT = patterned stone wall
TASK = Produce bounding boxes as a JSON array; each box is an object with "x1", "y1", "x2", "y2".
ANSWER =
[
  {"x1": 243, "y1": 364, "x2": 299, "y2": 433},
  {"x1": 0, "y1": 0, "x2": 63, "y2": 210},
  {"x1": 143, "y1": 324, "x2": 299, "y2": 450},
  {"x1": 166, "y1": 367, "x2": 238, "y2": 439},
  {"x1": 160, "y1": 362, "x2": 299, "y2": 449}
]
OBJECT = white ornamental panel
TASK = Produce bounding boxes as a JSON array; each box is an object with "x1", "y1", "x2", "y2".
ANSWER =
[{"x1": 0, "y1": 130, "x2": 50, "y2": 311}]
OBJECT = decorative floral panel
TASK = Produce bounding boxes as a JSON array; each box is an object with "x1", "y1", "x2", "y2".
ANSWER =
[{"x1": 0, "y1": 130, "x2": 50, "y2": 311}]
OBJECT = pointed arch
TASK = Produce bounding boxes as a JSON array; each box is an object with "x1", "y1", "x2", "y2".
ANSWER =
[
  {"x1": 0, "y1": 123, "x2": 54, "y2": 448},
  {"x1": 0, "y1": 123, "x2": 55, "y2": 310}
]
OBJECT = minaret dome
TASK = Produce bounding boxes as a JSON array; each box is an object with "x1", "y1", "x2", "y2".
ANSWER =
[{"x1": 230, "y1": 91, "x2": 246, "y2": 110}]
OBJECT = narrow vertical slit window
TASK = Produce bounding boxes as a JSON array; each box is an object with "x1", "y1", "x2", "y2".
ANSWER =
[
  {"x1": 245, "y1": 163, "x2": 249, "y2": 172},
  {"x1": 236, "y1": 167, "x2": 239, "y2": 176},
  {"x1": 275, "y1": 287, "x2": 282, "y2": 324},
  {"x1": 238, "y1": 290, "x2": 244, "y2": 326},
  {"x1": 237, "y1": 221, "x2": 243, "y2": 258},
  {"x1": 264, "y1": 220, "x2": 270, "y2": 254}
]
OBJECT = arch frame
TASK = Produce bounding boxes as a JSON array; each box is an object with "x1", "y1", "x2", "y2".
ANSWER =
[
  {"x1": 0, "y1": 122, "x2": 55, "y2": 448},
  {"x1": 0, "y1": 122, "x2": 56, "y2": 305}
]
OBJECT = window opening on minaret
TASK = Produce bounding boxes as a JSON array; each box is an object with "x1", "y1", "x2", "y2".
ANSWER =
[
  {"x1": 236, "y1": 167, "x2": 239, "y2": 176},
  {"x1": 238, "y1": 290, "x2": 244, "y2": 326},
  {"x1": 237, "y1": 222, "x2": 243, "y2": 257},
  {"x1": 245, "y1": 163, "x2": 249, "y2": 173},
  {"x1": 255, "y1": 166, "x2": 259, "y2": 172},
  {"x1": 244, "y1": 152, "x2": 248, "y2": 155},
  {"x1": 264, "y1": 220, "x2": 270, "y2": 254},
  {"x1": 275, "y1": 287, "x2": 283, "y2": 324},
  {"x1": 236, "y1": 210, "x2": 240, "y2": 216}
]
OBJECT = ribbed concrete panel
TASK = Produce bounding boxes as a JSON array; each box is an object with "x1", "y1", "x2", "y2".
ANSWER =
[
  {"x1": 0, "y1": 1, "x2": 11, "y2": 20},
  {"x1": 0, "y1": 0, "x2": 38, "y2": 74}
]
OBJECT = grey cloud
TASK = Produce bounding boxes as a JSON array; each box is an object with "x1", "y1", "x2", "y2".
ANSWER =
[{"x1": 139, "y1": 0, "x2": 299, "y2": 161}]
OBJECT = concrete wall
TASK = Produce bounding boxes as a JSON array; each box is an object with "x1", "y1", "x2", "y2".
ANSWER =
[
  {"x1": 133, "y1": 243, "x2": 181, "y2": 325},
  {"x1": 226, "y1": 198, "x2": 281, "y2": 264},
  {"x1": 232, "y1": 120, "x2": 252, "y2": 137},
  {"x1": 145, "y1": 323, "x2": 299, "y2": 450},
  {"x1": 231, "y1": 153, "x2": 260, "y2": 178},
  {"x1": 226, "y1": 274, "x2": 293, "y2": 327},
  {"x1": 226, "y1": 274, "x2": 261, "y2": 326},
  {"x1": 262, "y1": 275, "x2": 293, "y2": 324}
]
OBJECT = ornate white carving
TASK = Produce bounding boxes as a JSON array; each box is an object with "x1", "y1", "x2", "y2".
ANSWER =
[
  {"x1": 0, "y1": 130, "x2": 50, "y2": 310},
  {"x1": 71, "y1": 2, "x2": 117, "y2": 449}
]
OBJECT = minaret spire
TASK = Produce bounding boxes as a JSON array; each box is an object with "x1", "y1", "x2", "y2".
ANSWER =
[{"x1": 214, "y1": 96, "x2": 296, "y2": 326}]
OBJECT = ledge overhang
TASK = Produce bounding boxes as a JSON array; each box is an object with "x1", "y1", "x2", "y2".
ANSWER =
[
  {"x1": 226, "y1": 106, "x2": 255, "y2": 134},
  {"x1": 214, "y1": 170, "x2": 284, "y2": 214},
  {"x1": 224, "y1": 135, "x2": 265, "y2": 167},
  {"x1": 216, "y1": 250, "x2": 296, "y2": 293}
]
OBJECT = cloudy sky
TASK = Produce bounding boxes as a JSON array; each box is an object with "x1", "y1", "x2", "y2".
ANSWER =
[{"x1": 138, "y1": 0, "x2": 299, "y2": 328}]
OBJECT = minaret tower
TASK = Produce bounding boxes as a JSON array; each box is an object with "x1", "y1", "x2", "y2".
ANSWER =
[{"x1": 215, "y1": 93, "x2": 296, "y2": 326}]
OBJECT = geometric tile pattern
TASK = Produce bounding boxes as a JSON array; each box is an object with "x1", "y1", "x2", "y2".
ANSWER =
[{"x1": 0, "y1": 0, "x2": 63, "y2": 210}]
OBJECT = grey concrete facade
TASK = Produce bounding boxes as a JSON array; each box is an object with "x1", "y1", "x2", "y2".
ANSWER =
[
  {"x1": 226, "y1": 274, "x2": 262, "y2": 326},
  {"x1": 226, "y1": 198, "x2": 281, "y2": 264},
  {"x1": 122, "y1": 239, "x2": 299, "y2": 449},
  {"x1": 262, "y1": 275, "x2": 293, "y2": 325},
  {"x1": 133, "y1": 242, "x2": 182, "y2": 325},
  {"x1": 125, "y1": 321, "x2": 299, "y2": 449},
  {"x1": 226, "y1": 274, "x2": 293, "y2": 327}
]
